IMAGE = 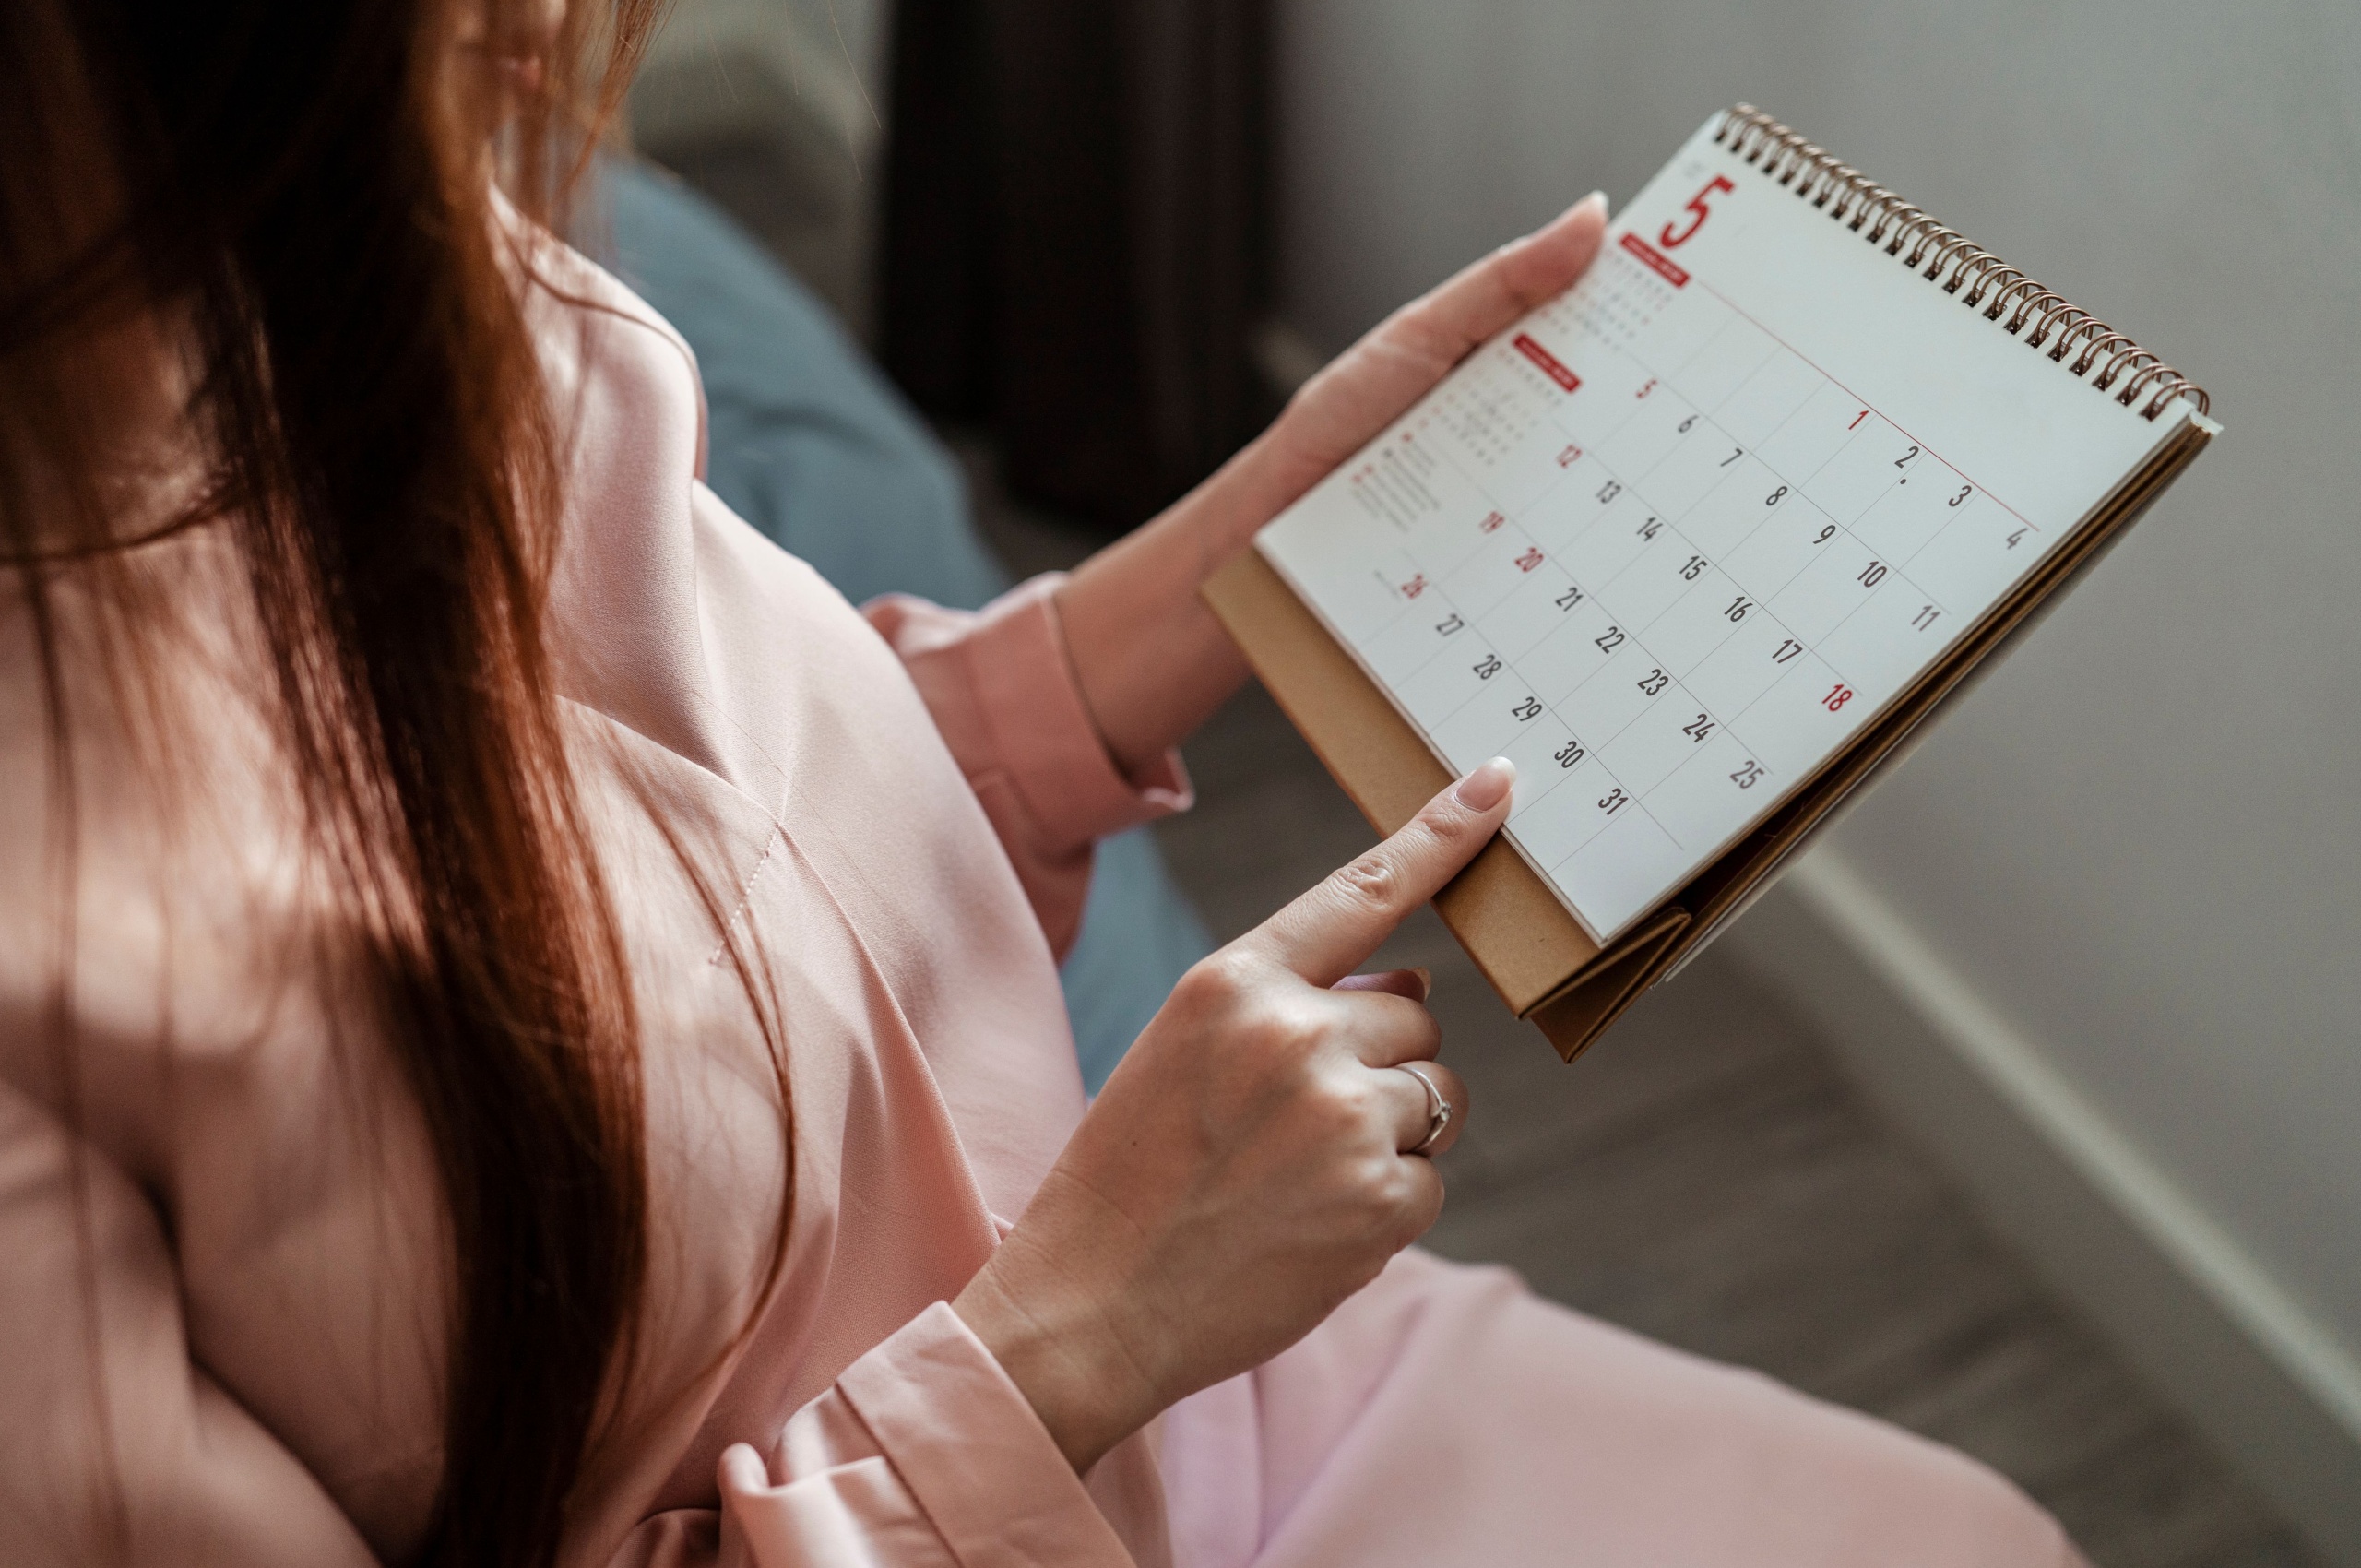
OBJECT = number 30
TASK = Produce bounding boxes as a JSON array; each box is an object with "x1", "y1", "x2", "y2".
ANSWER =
[{"x1": 1660, "y1": 176, "x2": 1735, "y2": 250}]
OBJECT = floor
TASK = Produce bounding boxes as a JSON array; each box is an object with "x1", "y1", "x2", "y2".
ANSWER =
[{"x1": 977, "y1": 480, "x2": 2320, "y2": 1568}]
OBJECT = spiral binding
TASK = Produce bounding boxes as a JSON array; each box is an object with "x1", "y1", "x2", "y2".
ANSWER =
[{"x1": 1712, "y1": 106, "x2": 2207, "y2": 422}]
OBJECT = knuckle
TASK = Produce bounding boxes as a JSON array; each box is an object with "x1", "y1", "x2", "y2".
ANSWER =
[
  {"x1": 1353, "y1": 1158, "x2": 1423, "y2": 1243},
  {"x1": 1395, "y1": 1181, "x2": 1443, "y2": 1246},
  {"x1": 1222, "y1": 991, "x2": 1328, "y2": 1063},
  {"x1": 1376, "y1": 1156, "x2": 1441, "y2": 1227},
  {"x1": 1385, "y1": 309, "x2": 1453, "y2": 366},
  {"x1": 1331, "y1": 850, "x2": 1401, "y2": 910},
  {"x1": 1270, "y1": 1006, "x2": 1331, "y2": 1060},
  {"x1": 1304, "y1": 1074, "x2": 1371, "y2": 1136},
  {"x1": 1177, "y1": 949, "x2": 1254, "y2": 1007},
  {"x1": 1417, "y1": 795, "x2": 1477, "y2": 838},
  {"x1": 1206, "y1": 946, "x2": 1265, "y2": 989}
]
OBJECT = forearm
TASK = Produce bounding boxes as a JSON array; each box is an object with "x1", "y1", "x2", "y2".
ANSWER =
[{"x1": 1051, "y1": 429, "x2": 1310, "y2": 778}]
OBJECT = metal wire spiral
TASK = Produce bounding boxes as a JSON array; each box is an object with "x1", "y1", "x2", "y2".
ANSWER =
[{"x1": 1713, "y1": 105, "x2": 2207, "y2": 421}]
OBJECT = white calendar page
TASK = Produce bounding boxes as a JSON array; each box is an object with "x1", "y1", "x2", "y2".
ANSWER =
[{"x1": 1257, "y1": 113, "x2": 2208, "y2": 944}]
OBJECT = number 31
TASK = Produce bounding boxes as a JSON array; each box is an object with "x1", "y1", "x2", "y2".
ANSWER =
[{"x1": 1660, "y1": 175, "x2": 1735, "y2": 250}]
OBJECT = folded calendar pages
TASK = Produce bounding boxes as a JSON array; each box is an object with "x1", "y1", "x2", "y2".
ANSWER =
[{"x1": 1204, "y1": 104, "x2": 2217, "y2": 1060}]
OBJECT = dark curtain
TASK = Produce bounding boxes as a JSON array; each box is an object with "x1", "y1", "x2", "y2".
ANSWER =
[{"x1": 879, "y1": 0, "x2": 1274, "y2": 533}]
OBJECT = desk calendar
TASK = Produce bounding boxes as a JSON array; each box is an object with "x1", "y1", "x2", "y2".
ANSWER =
[{"x1": 1206, "y1": 105, "x2": 2217, "y2": 1059}]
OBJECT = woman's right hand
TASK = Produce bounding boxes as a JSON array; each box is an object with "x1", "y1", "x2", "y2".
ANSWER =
[{"x1": 953, "y1": 757, "x2": 1517, "y2": 1471}]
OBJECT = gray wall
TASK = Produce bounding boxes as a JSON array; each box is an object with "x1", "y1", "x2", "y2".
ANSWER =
[{"x1": 1275, "y1": 0, "x2": 2361, "y2": 1394}]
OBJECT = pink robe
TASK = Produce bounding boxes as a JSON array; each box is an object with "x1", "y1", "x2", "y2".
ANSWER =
[{"x1": 0, "y1": 238, "x2": 2080, "y2": 1567}]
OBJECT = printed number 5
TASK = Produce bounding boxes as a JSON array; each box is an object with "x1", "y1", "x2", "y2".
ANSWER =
[{"x1": 1660, "y1": 176, "x2": 1735, "y2": 250}]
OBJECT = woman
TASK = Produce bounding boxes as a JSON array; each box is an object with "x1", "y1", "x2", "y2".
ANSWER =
[{"x1": 0, "y1": 1, "x2": 2082, "y2": 1563}]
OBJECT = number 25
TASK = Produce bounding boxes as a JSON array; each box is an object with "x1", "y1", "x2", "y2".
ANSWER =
[{"x1": 1660, "y1": 175, "x2": 1735, "y2": 250}]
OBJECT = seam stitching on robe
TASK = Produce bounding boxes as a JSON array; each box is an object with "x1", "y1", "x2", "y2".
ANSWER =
[{"x1": 706, "y1": 822, "x2": 787, "y2": 965}]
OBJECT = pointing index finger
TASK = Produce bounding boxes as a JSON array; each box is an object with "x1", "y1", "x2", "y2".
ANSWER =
[{"x1": 1241, "y1": 758, "x2": 1516, "y2": 986}]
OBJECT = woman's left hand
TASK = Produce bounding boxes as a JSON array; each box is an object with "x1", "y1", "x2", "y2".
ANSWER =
[{"x1": 1054, "y1": 192, "x2": 1608, "y2": 775}]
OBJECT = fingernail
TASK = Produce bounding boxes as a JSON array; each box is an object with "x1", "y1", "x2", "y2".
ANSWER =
[
  {"x1": 1412, "y1": 966, "x2": 1432, "y2": 1000},
  {"x1": 1576, "y1": 189, "x2": 1608, "y2": 218},
  {"x1": 1454, "y1": 756, "x2": 1515, "y2": 812}
]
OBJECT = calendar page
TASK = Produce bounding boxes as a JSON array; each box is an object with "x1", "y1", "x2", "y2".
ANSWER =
[{"x1": 1257, "y1": 113, "x2": 2208, "y2": 944}]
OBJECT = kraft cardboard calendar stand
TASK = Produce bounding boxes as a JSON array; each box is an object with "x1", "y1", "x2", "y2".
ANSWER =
[{"x1": 1202, "y1": 415, "x2": 2210, "y2": 1063}]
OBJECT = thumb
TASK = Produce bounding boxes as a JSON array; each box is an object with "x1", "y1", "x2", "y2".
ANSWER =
[
  {"x1": 1240, "y1": 757, "x2": 1516, "y2": 986},
  {"x1": 718, "y1": 1442, "x2": 772, "y2": 1495}
]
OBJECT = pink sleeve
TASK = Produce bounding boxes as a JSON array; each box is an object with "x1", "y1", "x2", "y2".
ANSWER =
[
  {"x1": 865, "y1": 576, "x2": 1192, "y2": 957},
  {"x1": 3, "y1": 1090, "x2": 1136, "y2": 1568},
  {"x1": 615, "y1": 1305, "x2": 1137, "y2": 1568}
]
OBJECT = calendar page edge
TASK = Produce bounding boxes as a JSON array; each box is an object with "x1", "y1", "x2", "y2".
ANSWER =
[{"x1": 1651, "y1": 411, "x2": 2215, "y2": 979}]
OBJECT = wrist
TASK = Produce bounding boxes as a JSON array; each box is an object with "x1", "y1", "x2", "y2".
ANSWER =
[{"x1": 952, "y1": 1219, "x2": 1169, "y2": 1472}]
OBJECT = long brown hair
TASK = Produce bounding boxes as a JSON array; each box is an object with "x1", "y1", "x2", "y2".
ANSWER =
[{"x1": 1, "y1": 1, "x2": 689, "y2": 1562}]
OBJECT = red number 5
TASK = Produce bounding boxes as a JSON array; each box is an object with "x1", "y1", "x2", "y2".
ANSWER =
[{"x1": 1660, "y1": 176, "x2": 1735, "y2": 250}]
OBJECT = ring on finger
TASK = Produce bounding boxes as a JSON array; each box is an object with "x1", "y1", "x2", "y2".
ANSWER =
[{"x1": 1394, "y1": 1062, "x2": 1452, "y2": 1155}]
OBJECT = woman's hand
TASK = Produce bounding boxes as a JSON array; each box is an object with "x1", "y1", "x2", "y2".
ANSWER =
[
  {"x1": 1054, "y1": 194, "x2": 1608, "y2": 778},
  {"x1": 1246, "y1": 189, "x2": 1610, "y2": 509},
  {"x1": 953, "y1": 758, "x2": 1516, "y2": 1472}
]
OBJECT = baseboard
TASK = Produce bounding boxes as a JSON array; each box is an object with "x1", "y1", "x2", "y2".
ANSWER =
[{"x1": 1717, "y1": 851, "x2": 2361, "y2": 1568}]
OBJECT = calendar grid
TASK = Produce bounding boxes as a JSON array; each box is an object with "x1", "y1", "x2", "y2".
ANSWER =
[
  {"x1": 1256, "y1": 131, "x2": 2168, "y2": 940},
  {"x1": 1247, "y1": 107, "x2": 2206, "y2": 951}
]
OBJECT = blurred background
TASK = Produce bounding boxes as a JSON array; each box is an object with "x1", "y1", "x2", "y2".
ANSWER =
[{"x1": 609, "y1": 3, "x2": 2361, "y2": 1564}]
